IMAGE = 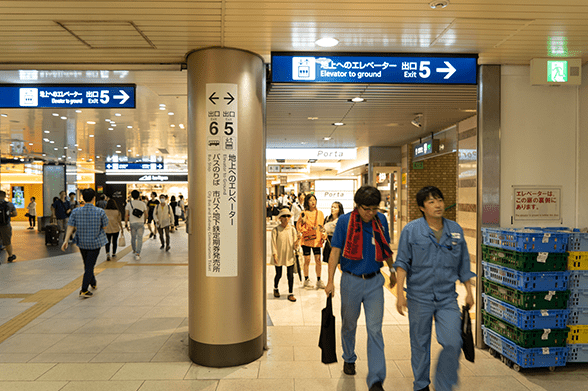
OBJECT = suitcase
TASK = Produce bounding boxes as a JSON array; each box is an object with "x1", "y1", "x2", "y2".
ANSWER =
[{"x1": 45, "y1": 224, "x2": 60, "y2": 246}]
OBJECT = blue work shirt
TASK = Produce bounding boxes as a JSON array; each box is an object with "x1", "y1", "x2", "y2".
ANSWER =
[
  {"x1": 67, "y1": 204, "x2": 109, "y2": 250},
  {"x1": 394, "y1": 217, "x2": 476, "y2": 303},
  {"x1": 331, "y1": 211, "x2": 391, "y2": 275}
]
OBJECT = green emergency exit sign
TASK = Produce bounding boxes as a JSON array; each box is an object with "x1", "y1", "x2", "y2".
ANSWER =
[
  {"x1": 547, "y1": 61, "x2": 568, "y2": 82},
  {"x1": 412, "y1": 161, "x2": 424, "y2": 169}
]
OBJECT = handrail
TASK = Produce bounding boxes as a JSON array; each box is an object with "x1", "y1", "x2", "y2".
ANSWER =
[{"x1": 445, "y1": 203, "x2": 456, "y2": 211}]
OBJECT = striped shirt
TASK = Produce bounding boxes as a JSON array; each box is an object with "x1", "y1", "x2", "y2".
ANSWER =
[{"x1": 68, "y1": 204, "x2": 109, "y2": 250}]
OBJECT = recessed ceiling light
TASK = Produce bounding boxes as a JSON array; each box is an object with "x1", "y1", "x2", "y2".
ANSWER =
[
  {"x1": 54, "y1": 147, "x2": 58, "y2": 150},
  {"x1": 179, "y1": 124, "x2": 185, "y2": 129},
  {"x1": 29, "y1": 143, "x2": 33, "y2": 145},
  {"x1": 127, "y1": 125, "x2": 132, "y2": 129},
  {"x1": 78, "y1": 148, "x2": 82, "y2": 151},
  {"x1": 323, "y1": 137, "x2": 332, "y2": 141},
  {"x1": 64, "y1": 147, "x2": 68, "y2": 149},
  {"x1": 332, "y1": 122, "x2": 345, "y2": 126},
  {"x1": 168, "y1": 112, "x2": 174, "y2": 116},
  {"x1": 42, "y1": 153, "x2": 46, "y2": 157},
  {"x1": 1, "y1": 113, "x2": 7, "y2": 117},
  {"x1": 96, "y1": 155, "x2": 100, "y2": 158},
  {"x1": 115, "y1": 113, "x2": 121, "y2": 117},
  {"x1": 89, "y1": 134, "x2": 94, "y2": 137},
  {"x1": 308, "y1": 117, "x2": 319, "y2": 120},
  {"x1": 159, "y1": 103, "x2": 166, "y2": 107},
  {"x1": 60, "y1": 116, "x2": 67, "y2": 120},
  {"x1": 105, "y1": 119, "x2": 111, "y2": 122},
  {"x1": 108, "y1": 128, "x2": 113, "y2": 130},
  {"x1": 44, "y1": 130, "x2": 50, "y2": 133},
  {"x1": 349, "y1": 97, "x2": 365, "y2": 103},
  {"x1": 170, "y1": 124, "x2": 175, "y2": 128},
  {"x1": 115, "y1": 150, "x2": 122, "y2": 154},
  {"x1": 75, "y1": 110, "x2": 82, "y2": 113},
  {"x1": 315, "y1": 37, "x2": 339, "y2": 47},
  {"x1": 52, "y1": 113, "x2": 59, "y2": 116},
  {"x1": 50, "y1": 140, "x2": 55, "y2": 144},
  {"x1": 128, "y1": 149, "x2": 132, "y2": 152},
  {"x1": 87, "y1": 121, "x2": 96, "y2": 125},
  {"x1": 75, "y1": 144, "x2": 78, "y2": 147},
  {"x1": 111, "y1": 124, "x2": 116, "y2": 127},
  {"x1": 159, "y1": 107, "x2": 166, "y2": 110},
  {"x1": 429, "y1": 0, "x2": 450, "y2": 9}
]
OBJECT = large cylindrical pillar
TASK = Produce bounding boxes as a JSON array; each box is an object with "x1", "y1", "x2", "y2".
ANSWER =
[{"x1": 186, "y1": 47, "x2": 266, "y2": 367}]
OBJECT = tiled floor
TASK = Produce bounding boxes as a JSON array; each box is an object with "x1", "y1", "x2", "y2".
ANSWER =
[{"x1": 0, "y1": 221, "x2": 587, "y2": 390}]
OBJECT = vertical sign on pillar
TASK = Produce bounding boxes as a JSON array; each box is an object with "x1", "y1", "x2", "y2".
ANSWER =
[{"x1": 206, "y1": 83, "x2": 238, "y2": 277}]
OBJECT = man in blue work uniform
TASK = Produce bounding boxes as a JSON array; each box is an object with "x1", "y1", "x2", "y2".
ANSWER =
[
  {"x1": 325, "y1": 185, "x2": 396, "y2": 391},
  {"x1": 394, "y1": 186, "x2": 475, "y2": 391}
]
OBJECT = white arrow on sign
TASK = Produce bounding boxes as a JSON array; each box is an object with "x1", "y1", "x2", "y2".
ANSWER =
[
  {"x1": 436, "y1": 61, "x2": 456, "y2": 79},
  {"x1": 113, "y1": 90, "x2": 130, "y2": 104}
]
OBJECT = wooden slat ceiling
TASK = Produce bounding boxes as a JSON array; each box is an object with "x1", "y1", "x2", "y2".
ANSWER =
[{"x1": 0, "y1": 0, "x2": 587, "y2": 163}]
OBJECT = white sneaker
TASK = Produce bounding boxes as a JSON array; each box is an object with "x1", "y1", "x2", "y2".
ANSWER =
[
  {"x1": 303, "y1": 279, "x2": 314, "y2": 289},
  {"x1": 134, "y1": 254, "x2": 141, "y2": 261},
  {"x1": 316, "y1": 280, "x2": 326, "y2": 289}
]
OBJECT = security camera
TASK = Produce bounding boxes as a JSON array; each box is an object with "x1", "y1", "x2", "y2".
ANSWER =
[{"x1": 411, "y1": 113, "x2": 423, "y2": 128}]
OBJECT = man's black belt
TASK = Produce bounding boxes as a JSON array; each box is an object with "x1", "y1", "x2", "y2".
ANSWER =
[{"x1": 343, "y1": 270, "x2": 380, "y2": 280}]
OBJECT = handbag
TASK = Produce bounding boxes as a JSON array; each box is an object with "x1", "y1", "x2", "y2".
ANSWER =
[
  {"x1": 130, "y1": 201, "x2": 144, "y2": 218},
  {"x1": 25, "y1": 212, "x2": 31, "y2": 218},
  {"x1": 461, "y1": 304, "x2": 475, "y2": 363},
  {"x1": 118, "y1": 231, "x2": 126, "y2": 247},
  {"x1": 318, "y1": 294, "x2": 338, "y2": 364},
  {"x1": 175, "y1": 205, "x2": 182, "y2": 216}
]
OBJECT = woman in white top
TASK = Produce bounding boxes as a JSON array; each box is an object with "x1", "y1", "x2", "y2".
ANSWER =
[
  {"x1": 271, "y1": 208, "x2": 300, "y2": 302},
  {"x1": 154, "y1": 195, "x2": 174, "y2": 251},
  {"x1": 27, "y1": 197, "x2": 37, "y2": 229},
  {"x1": 104, "y1": 199, "x2": 123, "y2": 260},
  {"x1": 125, "y1": 190, "x2": 147, "y2": 261}
]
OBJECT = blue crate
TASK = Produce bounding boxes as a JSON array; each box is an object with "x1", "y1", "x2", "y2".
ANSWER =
[
  {"x1": 568, "y1": 344, "x2": 588, "y2": 362},
  {"x1": 482, "y1": 228, "x2": 568, "y2": 253},
  {"x1": 569, "y1": 271, "x2": 588, "y2": 289},
  {"x1": 568, "y1": 232, "x2": 588, "y2": 252},
  {"x1": 568, "y1": 289, "x2": 588, "y2": 308},
  {"x1": 482, "y1": 326, "x2": 569, "y2": 368},
  {"x1": 482, "y1": 262, "x2": 570, "y2": 292},
  {"x1": 568, "y1": 308, "x2": 588, "y2": 325},
  {"x1": 483, "y1": 294, "x2": 570, "y2": 330}
]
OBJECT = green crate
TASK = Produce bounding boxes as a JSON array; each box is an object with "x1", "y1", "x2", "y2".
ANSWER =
[
  {"x1": 482, "y1": 310, "x2": 569, "y2": 348},
  {"x1": 482, "y1": 245, "x2": 568, "y2": 272},
  {"x1": 482, "y1": 278, "x2": 570, "y2": 310}
]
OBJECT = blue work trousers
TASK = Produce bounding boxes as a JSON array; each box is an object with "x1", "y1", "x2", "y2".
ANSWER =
[
  {"x1": 407, "y1": 297, "x2": 462, "y2": 391},
  {"x1": 79, "y1": 248, "x2": 100, "y2": 292},
  {"x1": 130, "y1": 223, "x2": 145, "y2": 254},
  {"x1": 340, "y1": 272, "x2": 386, "y2": 388}
]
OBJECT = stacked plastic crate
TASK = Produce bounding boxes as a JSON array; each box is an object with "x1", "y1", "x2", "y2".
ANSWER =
[
  {"x1": 566, "y1": 230, "x2": 588, "y2": 362},
  {"x1": 481, "y1": 228, "x2": 570, "y2": 372}
]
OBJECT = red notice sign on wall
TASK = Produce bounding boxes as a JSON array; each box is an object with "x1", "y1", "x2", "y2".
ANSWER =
[{"x1": 513, "y1": 186, "x2": 561, "y2": 221}]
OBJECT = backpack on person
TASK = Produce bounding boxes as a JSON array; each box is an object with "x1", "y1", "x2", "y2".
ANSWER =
[{"x1": 0, "y1": 201, "x2": 10, "y2": 226}]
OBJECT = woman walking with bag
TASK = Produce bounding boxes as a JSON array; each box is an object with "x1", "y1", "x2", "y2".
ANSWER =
[
  {"x1": 323, "y1": 201, "x2": 344, "y2": 265},
  {"x1": 104, "y1": 199, "x2": 123, "y2": 260},
  {"x1": 296, "y1": 193, "x2": 327, "y2": 289}
]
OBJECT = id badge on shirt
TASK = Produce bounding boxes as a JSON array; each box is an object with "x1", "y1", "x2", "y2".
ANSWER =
[{"x1": 372, "y1": 237, "x2": 375, "y2": 246}]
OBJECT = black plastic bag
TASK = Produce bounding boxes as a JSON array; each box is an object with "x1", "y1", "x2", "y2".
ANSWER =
[
  {"x1": 461, "y1": 304, "x2": 475, "y2": 362},
  {"x1": 318, "y1": 295, "x2": 338, "y2": 364}
]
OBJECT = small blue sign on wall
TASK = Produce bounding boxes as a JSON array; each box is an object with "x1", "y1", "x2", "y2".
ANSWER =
[
  {"x1": 272, "y1": 53, "x2": 477, "y2": 85},
  {"x1": 0, "y1": 84, "x2": 136, "y2": 108}
]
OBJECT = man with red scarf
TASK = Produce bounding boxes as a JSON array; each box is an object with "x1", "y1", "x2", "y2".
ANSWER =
[{"x1": 325, "y1": 185, "x2": 396, "y2": 391}]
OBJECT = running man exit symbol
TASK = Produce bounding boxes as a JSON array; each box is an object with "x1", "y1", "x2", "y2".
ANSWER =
[{"x1": 548, "y1": 61, "x2": 567, "y2": 82}]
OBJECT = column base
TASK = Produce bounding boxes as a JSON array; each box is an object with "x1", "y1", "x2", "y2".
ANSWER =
[{"x1": 189, "y1": 334, "x2": 264, "y2": 367}]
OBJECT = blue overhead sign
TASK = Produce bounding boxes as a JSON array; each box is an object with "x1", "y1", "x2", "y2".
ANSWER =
[
  {"x1": 271, "y1": 53, "x2": 477, "y2": 84},
  {"x1": 0, "y1": 84, "x2": 136, "y2": 108},
  {"x1": 105, "y1": 162, "x2": 164, "y2": 170}
]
